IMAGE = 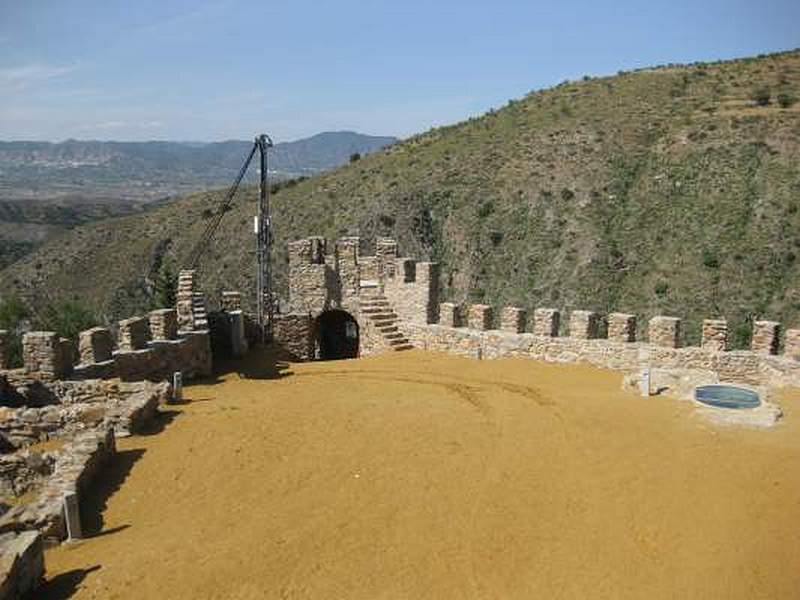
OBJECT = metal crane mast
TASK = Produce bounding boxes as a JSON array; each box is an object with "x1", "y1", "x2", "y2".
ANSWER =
[{"x1": 185, "y1": 133, "x2": 274, "y2": 340}]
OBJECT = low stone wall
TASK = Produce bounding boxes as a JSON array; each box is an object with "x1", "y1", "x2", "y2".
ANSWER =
[
  {"x1": 0, "y1": 530, "x2": 44, "y2": 599},
  {"x1": 0, "y1": 428, "x2": 116, "y2": 541},
  {"x1": 273, "y1": 313, "x2": 314, "y2": 360},
  {"x1": 400, "y1": 322, "x2": 800, "y2": 389}
]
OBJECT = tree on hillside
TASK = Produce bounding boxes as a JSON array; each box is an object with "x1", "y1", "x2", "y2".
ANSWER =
[
  {"x1": 0, "y1": 296, "x2": 30, "y2": 367},
  {"x1": 151, "y1": 261, "x2": 178, "y2": 310},
  {"x1": 39, "y1": 300, "x2": 99, "y2": 341}
]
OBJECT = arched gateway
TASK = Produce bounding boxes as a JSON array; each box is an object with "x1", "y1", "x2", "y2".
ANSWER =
[{"x1": 316, "y1": 310, "x2": 359, "y2": 360}]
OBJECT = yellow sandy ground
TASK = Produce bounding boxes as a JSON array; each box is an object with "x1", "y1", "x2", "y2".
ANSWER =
[{"x1": 41, "y1": 350, "x2": 800, "y2": 599}]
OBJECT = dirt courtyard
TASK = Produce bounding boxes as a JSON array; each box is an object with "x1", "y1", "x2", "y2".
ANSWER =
[{"x1": 42, "y1": 350, "x2": 800, "y2": 599}]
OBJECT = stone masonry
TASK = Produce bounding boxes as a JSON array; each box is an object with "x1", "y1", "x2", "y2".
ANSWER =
[
  {"x1": 649, "y1": 316, "x2": 681, "y2": 348},
  {"x1": 118, "y1": 317, "x2": 150, "y2": 351},
  {"x1": 22, "y1": 332, "x2": 69, "y2": 379},
  {"x1": 570, "y1": 310, "x2": 600, "y2": 339},
  {"x1": 701, "y1": 319, "x2": 728, "y2": 352},
  {"x1": 468, "y1": 305, "x2": 493, "y2": 331},
  {"x1": 533, "y1": 309, "x2": 560, "y2": 337},
  {"x1": 439, "y1": 303, "x2": 461, "y2": 328},
  {"x1": 751, "y1": 320, "x2": 780, "y2": 355},
  {"x1": 221, "y1": 291, "x2": 242, "y2": 312},
  {"x1": 607, "y1": 313, "x2": 636, "y2": 343},
  {"x1": 149, "y1": 309, "x2": 178, "y2": 341},
  {"x1": 78, "y1": 327, "x2": 114, "y2": 364},
  {"x1": 500, "y1": 307, "x2": 527, "y2": 334}
]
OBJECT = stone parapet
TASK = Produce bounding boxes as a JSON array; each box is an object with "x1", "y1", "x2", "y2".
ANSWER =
[
  {"x1": 608, "y1": 313, "x2": 636, "y2": 343},
  {"x1": 500, "y1": 307, "x2": 527, "y2": 334},
  {"x1": 649, "y1": 316, "x2": 681, "y2": 348},
  {"x1": 118, "y1": 317, "x2": 150, "y2": 351},
  {"x1": 701, "y1": 319, "x2": 728, "y2": 352},
  {"x1": 439, "y1": 303, "x2": 461, "y2": 328},
  {"x1": 398, "y1": 322, "x2": 800, "y2": 390},
  {"x1": 468, "y1": 305, "x2": 493, "y2": 331},
  {"x1": 533, "y1": 308, "x2": 560, "y2": 337},
  {"x1": 78, "y1": 327, "x2": 114, "y2": 364},
  {"x1": 220, "y1": 291, "x2": 242, "y2": 312},
  {"x1": 751, "y1": 320, "x2": 780, "y2": 355},
  {"x1": 569, "y1": 310, "x2": 599, "y2": 339},
  {"x1": 22, "y1": 332, "x2": 69, "y2": 379},
  {"x1": 149, "y1": 309, "x2": 178, "y2": 341}
]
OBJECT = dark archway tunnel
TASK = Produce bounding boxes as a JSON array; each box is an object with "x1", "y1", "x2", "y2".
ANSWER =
[{"x1": 315, "y1": 310, "x2": 359, "y2": 360}]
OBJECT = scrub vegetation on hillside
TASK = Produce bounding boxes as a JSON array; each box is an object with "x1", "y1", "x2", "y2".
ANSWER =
[{"x1": 3, "y1": 49, "x2": 800, "y2": 347}]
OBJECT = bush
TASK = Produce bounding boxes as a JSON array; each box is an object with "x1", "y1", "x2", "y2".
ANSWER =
[
  {"x1": 349, "y1": 153, "x2": 361, "y2": 163},
  {"x1": 751, "y1": 87, "x2": 771, "y2": 106},
  {"x1": 702, "y1": 248, "x2": 720, "y2": 269},
  {"x1": 654, "y1": 281, "x2": 669, "y2": 297},
  {"x1": 777, "y1": 93, "x2": 796, "y2": 109},
  {"x1": 0, "y1": 296, "x2": 30, "y2": 367},
  {"x1": 39, "y1": 300, "x2": 99, "y2": 341}
]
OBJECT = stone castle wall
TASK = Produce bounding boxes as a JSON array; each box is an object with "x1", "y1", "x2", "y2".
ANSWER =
[{"x1": 399, "y1": 309, "x2": 800, "y2": 390}]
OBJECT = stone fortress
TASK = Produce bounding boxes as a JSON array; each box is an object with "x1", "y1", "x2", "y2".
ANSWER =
[
  {"x1": 274, "y1": 235, "x2": 800, "y2": 394},
  {"x1": 0, "y1": 234, "x2": 798, "y2": 597}
]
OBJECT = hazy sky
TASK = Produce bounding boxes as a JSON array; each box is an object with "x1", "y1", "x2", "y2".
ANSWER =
[{"x1": 0, "y1": 0, "x2": 798, "y2": 142}]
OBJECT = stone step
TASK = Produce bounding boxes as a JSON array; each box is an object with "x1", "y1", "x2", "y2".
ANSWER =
[
  {"x1": 369, "y1": 314, "x2": 397, "y2": 323},
  {"x1": 392, "y1": 343, "x2": 414, "y2": 351},
  {"x1": 384, "y1": 333, "x2": 405, "y2": 342},
  {"x1": 376, "y1": 325, "x2": 398, "y2": 333},
  {"x1": 388, "y1": 338, "x2": 411, "y2": 347}
]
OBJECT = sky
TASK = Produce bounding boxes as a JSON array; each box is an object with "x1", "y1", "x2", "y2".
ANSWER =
[{"x1": 0, "y1": 0, "x2": 798, "y2": 143}]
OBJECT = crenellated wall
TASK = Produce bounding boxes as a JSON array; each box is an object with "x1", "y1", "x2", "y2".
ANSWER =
[{"x1": 398, "y1": 304, "x2": 800, "y2": 390}]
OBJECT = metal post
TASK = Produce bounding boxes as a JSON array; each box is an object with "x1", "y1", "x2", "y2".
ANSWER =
[
  {"x1": 256, "y1": 133, "x2": 273, "y2": 343},
  {"x1": 172, "y1": 371, "x2": 183, "y2": 403},
  {"x1": 63, "y1": 492, "x2": 82, "y2": 540}
]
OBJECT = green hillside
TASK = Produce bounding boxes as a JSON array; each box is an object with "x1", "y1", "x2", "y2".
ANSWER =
[{"x1": 3, "y1": 49, "x2": 799, "y2": 347}]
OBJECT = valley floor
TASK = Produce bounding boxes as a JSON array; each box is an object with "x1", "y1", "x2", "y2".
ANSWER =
[{"x1": 41, "y1": 350, "x2": 800, "y2": 599}]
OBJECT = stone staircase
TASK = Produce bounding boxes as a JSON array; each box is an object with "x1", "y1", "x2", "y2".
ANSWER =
[{"x1": 359, "y1": 288, "x2": 413, "y2": 352}]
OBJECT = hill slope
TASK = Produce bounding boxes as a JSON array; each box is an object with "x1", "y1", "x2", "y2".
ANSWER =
[{"x1": 3, "y1": 50, "x2": 800, "y2": 346}]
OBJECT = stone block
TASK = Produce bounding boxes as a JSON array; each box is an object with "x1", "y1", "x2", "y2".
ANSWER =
[
  {"x1": 118, "y1": 317, "x2": 150, "y2": 351},
  {"x1": 22, "y1": 332, "x2": 69, "y2": 378},
  {"x1": 0, "y1": 531, "x2": 44, "y2": 599},
  {"x1": 439, "y1": 303, "x2": 461, "y2": 328},
  {"x1": 649, "y1": 316, "x2": 681, "y2": 348},
  {"x1": 533, "y1": 308, "x2": 560, "y2": 337},
  {"x1": 500, "y1": 307, "x2": 527, "y2": 333},
  {"x1": 78, "y1": 327, "x2": 114, "y2": 364},
  {"x1": 468, "y1": 305, "x2": 493, "y2": 331},
  {"x1": 569, "y1": 310, "x2": 599, "y2": 339},
  {"x1": 221, "y1": 291, "x2": 242, "y2": 312},
  {"x1": 751, "y1": 320, "x2": 780, "y2": 355},
  {"x1": 149, "y1": 309, "x2": 178, "y2": 341},
  {"x1": 607, "y1": 313, "x2": 636, "y2": 342},
  {"x1": 786, "y1": 329, "x2": 800, "y2": 361},
  {"x1": 701, "y1": 319, "x2": 728, "y2": 352},
  {"x1": 229, "y1": 310, "x2": 248, "y2": 357}
]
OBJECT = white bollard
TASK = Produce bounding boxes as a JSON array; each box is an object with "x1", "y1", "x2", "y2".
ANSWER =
[
  {"x1": 172, "y1": 371, "x2": 183, "y2": 404},
  {"x1": 63, "y1": 492, "x2": 82, "y2": 540},
  {"x1": 639, "y1": 369, "x2": 651, "y2": 397}
]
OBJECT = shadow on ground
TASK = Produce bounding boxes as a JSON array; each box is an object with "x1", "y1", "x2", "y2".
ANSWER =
[
  {"x1": 36, "y1": 564, "x2": 101, "y2": 600},
  {"x1": 80, "y1": 448, "x2": 145, "y2": 537},
  {"x1": 208, "y1": 344, "x2": 296, "y2": 382}
]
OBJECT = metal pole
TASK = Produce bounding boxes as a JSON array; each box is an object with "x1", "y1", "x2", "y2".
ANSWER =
[
  {"x1": 256, "y1": 133, "x2": 273, "y2": 342},
  {"x1": 257, "y1": 135, "x2": 266, "y2": 336}
]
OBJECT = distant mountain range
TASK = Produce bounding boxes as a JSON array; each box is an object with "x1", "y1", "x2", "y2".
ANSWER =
[
  {"x1": 0, "y1": 131, "x2": 398, "y2": 202},
  {"x1": 0, "y1": 131, "x2": 396, "y2": 268}
]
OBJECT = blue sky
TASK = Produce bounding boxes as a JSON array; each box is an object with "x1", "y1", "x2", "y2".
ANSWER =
[{"x1": 0, "y1": 0, "x2": 798, "y2": 142}]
